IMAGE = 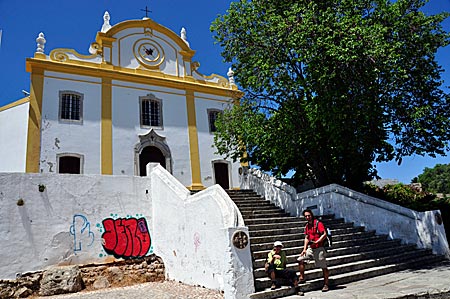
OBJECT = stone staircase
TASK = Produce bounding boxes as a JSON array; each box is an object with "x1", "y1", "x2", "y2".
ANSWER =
[{"x1": 226, "y1": 189, "x2": 446, "y2": 299}]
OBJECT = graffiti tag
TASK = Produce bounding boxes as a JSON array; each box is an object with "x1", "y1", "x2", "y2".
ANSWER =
[
  {"x1": 69, "y1": 214, "x2": 95, "y2": 254},
  {"x1": 101, "y1": 217, "x2": 151, "y2": 259}
]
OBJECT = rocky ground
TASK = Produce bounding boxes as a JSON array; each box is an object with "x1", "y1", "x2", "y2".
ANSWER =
[{"x1": 32, "y1": 280, "x2": 224, "y2": 299}]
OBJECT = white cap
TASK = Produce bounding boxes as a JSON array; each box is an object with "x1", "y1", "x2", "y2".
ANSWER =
[{"x1": 274, "y1": 241, "x2": 283, "y2": 247}]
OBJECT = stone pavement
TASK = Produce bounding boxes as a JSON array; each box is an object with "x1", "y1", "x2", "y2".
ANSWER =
[{"x1": 286, "y1": 260, "x2": 450, "y2": 299}]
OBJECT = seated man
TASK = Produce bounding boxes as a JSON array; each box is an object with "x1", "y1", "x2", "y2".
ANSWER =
[{"x1": 265, "y1": 241, "x2": 299, "y2": 290}]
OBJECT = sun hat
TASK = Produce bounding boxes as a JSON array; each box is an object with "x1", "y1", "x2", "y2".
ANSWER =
[{"x1": 273, "y1": 241, "x2": 283, "y2": 247}]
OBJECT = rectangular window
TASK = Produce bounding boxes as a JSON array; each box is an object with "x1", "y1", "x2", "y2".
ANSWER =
[
  {"x1": 58, "y1": 155, "x2": 82, "y2": 174},
  {"x1": 208, "y1": 109, "x2": 221, "y2": 133},
  {"x1": 140, "y1": 96, "x2": 163, "y2": 128},
  {"x1": 59, "y1": 92, "x2": 83, "y2": 122}
]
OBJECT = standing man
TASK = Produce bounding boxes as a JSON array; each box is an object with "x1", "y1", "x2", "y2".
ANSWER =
[
  {"x1": 265, "y1": 241, "x2": 299, "y2": 290},
  {"x1": 297, "y1": 209, "x2": 330, "y2": 292}
]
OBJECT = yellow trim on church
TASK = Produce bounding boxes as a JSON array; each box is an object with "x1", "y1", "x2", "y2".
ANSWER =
[
  {"x1": 101, "y1": 78, "x2": 113, "y2": 174},
  {"x1": 186, "y1": 90, "x2": 204, "y2": 191},
  {"x1": 0, "y1": 97, "x2": 30, "y2": 112},
  {"x1": 25, "y1": 68, "x2": 44, "y2": 173},
  {"x1": 26, "y1": 58, "x2": 242, "y2": 98}
]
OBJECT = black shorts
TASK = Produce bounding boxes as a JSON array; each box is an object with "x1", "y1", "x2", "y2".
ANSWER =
[{"x1": 266, "y1": 264, "x2": 298, "y2": 283}]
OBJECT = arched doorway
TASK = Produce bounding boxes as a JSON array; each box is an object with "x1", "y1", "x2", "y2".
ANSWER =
[
  {"x1": 213, "y1": 161, "x2": 230, "y2": 189},
  {"x1": 135, "y1": 129, "x2": 172, "y2": 176},
  {"x1": 139, "y1": 146, "x2": 166, "y2": 176}
]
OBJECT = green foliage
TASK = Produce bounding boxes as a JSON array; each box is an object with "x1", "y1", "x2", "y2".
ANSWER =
[
  {"x1": 363, "y1": 183, "x2": 438, "y2": 211},
  {"x1": 417, "y1": 163, "x2": 450, "y2": 194},
  {"x1": 211, "y1": 0, "x2": 450, "y2": 189},
  {"x1": 363, "y1": 183, "x2": 450, "y2": 241}
]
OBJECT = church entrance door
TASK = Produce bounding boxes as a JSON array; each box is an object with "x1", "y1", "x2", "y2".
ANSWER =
[
  {"x1": 139, "y1": 146, "x2": 166, "y2": 176},
  {"x1": 213, "y1": 162, "x2": 230, "y2": 189}
]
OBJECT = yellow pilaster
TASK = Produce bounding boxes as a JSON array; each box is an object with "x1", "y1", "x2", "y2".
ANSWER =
[
  {"x1": 186, "y1": 90, "x2": 204, "y2": 190},
  {"x1": 101, "y1": 78, "x2": 113, "y2": 174},
  {"x1": 25, "y1": 68, "x2": 44, "y2": 173}
]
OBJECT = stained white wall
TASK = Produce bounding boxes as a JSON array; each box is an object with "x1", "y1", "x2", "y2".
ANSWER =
[
  {"x1": 0, "y1": 101, "x2": 29, "y2": 172},
  {"x1": 242, "y1": 169, "x2": 450, "y2": 258},
  {"x1": 0, "y1": 166, "x2": 254, "y2": 299},
  {"x1": 40, "y1": 72, "x2": 102, "y2": 173}
]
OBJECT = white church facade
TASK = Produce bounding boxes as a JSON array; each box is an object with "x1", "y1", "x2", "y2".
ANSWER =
[{"x1": 0, "y1": 12, "x2": 243, "y2": 190}]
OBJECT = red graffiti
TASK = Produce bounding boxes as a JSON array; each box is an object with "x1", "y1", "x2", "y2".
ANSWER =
[{"x1": 101, "y1": 217, "x2": 151, "y2": 258}]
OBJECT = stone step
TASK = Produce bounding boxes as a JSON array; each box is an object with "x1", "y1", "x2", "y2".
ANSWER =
[
  {"x1": 248, "y1": 255, "x2": 445, "y2": 299},
  {"x1": 250, "y1": 234, "x2": 390, "y2": 253},
  {"x1": 249, "y1": 226, "x2": 364, "y2": 239},
  {"x1": 244, "y1": 215, "x2": 335, "y2": 225},
  {"x1": 244, "y1": 212, "x2": 292, "y2": 219},
  {"x1": 252, "y1": 243, "x2": 419, "y2": 276},
  {"x1": 227, "y1": 189, "x2": 257, "y2": 196},
  {"x1": 242, "y1": 210, "x2": 288, "y2": 218},
  {"x1": 239, "y1": 206, "x2": 284, "y2": 212},
  {"x1": 235, "y1": 201, "x2": 277, "y2": 208},
  {"x1": 251, "y1": 237, "x2": 401, "y2": 260},
  {"x1": 254, "y1": 248, "x2": 436, "y2": 290},
  {"x1": 249, "y1": 230, "x2": 376, "y2": 247},
  {"x1": 232, "y1": 198, "x2": 267, "y2": 203},
  {"x1": 247, "y1": 219, "x2": 351, "y2": 232}
]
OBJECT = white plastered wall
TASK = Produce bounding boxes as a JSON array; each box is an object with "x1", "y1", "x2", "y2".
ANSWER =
[
  {"x1": 0, "y1": 166, "x2": 254, "y2": 299},
  {"x1": 112, "y1": 27, "x2": 185, "y2": 77},
  {"x1": 40, "y1": 71, "x2": 102, "y2": 174},
  {"x1": 111, "y1": 80, "x2": 192, "y2": 184},
  {"x1": 195, "y1": 93, "x2": 240, "y2": 188},
  {"x1": 0, "y1": 101, "x2": 29, "y2": 172}
]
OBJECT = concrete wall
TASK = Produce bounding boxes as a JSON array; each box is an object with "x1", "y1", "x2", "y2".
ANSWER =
[
  {"x1": 0, "y1": 165, "x2": 254, "y2": 299},
  {"x1": 0, "y1": 101, "x2": 29, "y2": 172},
  {"x1": 241, "y1": 168, "x2": 450, "y2": 258}
]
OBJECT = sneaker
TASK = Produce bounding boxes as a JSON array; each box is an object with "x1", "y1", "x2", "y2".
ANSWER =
[
  {"x1": 271, "y1": 283, "x2": 276, "y2": 290},
  {"x1": 322, "y1": 285, "x2": 329, "y2": 292},
  {"x1": 297, "y1": 291, "x2": 305, "y2": 296}
]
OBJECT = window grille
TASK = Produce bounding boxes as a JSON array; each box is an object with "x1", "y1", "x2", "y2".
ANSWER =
[
  {"x1": 141, "y1": 97, "x2": 162, "y2": 127},
  {"x1": 60, "y1": 92, "x2": 82, "y2": 122}
]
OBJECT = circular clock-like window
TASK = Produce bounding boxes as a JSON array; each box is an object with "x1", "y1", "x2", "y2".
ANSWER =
[{"x1": 133, "y1": 39, "x2": 164, "y2": 69}]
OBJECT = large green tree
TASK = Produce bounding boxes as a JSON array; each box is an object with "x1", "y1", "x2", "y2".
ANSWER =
[
  {"x1": 211, "y1": 0, "x2": 450, "y2": 189},
  {"x1": 416, "y1": 163, "x2": 450, "y2": 194}
]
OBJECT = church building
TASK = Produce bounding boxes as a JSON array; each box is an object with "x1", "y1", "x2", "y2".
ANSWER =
[{"x1": 0, "y1": 12, "x2": 243, "y2": 190}]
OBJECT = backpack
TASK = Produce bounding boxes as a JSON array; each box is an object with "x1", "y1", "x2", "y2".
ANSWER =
[{"x1": 315, "y1": 220, "x2": 332, "y2": 248}]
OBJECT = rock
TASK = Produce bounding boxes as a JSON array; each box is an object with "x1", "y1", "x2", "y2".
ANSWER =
[
  {"x1": 14, "y1": 286, "x2": 32, "y2": 298},
  {"x1": 108, "y1": 266, "x2": 124, "y2": 282},
  {"x1": 39, "y1": 265, "x2": 83, "y2": 296},
  {"x1": 93, "y1": 276, "x2": 110, "y2": 289}
]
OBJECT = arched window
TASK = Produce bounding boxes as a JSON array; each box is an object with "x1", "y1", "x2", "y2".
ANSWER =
[
  {"x1": 59, "y1": 91, "x2": 83, "y2": 123},
  {"x1": 140, "y1": 94, "x2": 163, "y2": 128}
]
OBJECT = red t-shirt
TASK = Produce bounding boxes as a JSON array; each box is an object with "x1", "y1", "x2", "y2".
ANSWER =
[{"x1": 304, "y1": 219, "x2": 325, "y2": 249}]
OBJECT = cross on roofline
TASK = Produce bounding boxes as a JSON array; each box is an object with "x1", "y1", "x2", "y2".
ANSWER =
[{"x1": 141, "y1": 5, "x2": 152, "y2": 18}]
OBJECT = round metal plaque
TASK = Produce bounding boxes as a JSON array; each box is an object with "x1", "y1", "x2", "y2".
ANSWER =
[{"x1": 232, "y1": 230, "x2": 249, "y2": 249}]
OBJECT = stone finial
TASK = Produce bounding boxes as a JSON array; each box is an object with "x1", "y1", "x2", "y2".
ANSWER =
[
  {"x1": 227, "y1": 67, "x2": 235, "y2": 86},
  {"x1": 36, "y1": 32, "x2": 46, "y2": 54},
  {"x1": 101, "y1": 11, "x2": 112, "y2": 33},
  {"x1": 180, "y1": 27, "x2": 189, "y2": 47}
]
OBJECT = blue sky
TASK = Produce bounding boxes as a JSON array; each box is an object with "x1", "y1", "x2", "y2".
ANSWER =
[{"x1": 0, "y1": 0, "x2": 449, "y2": 183}]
